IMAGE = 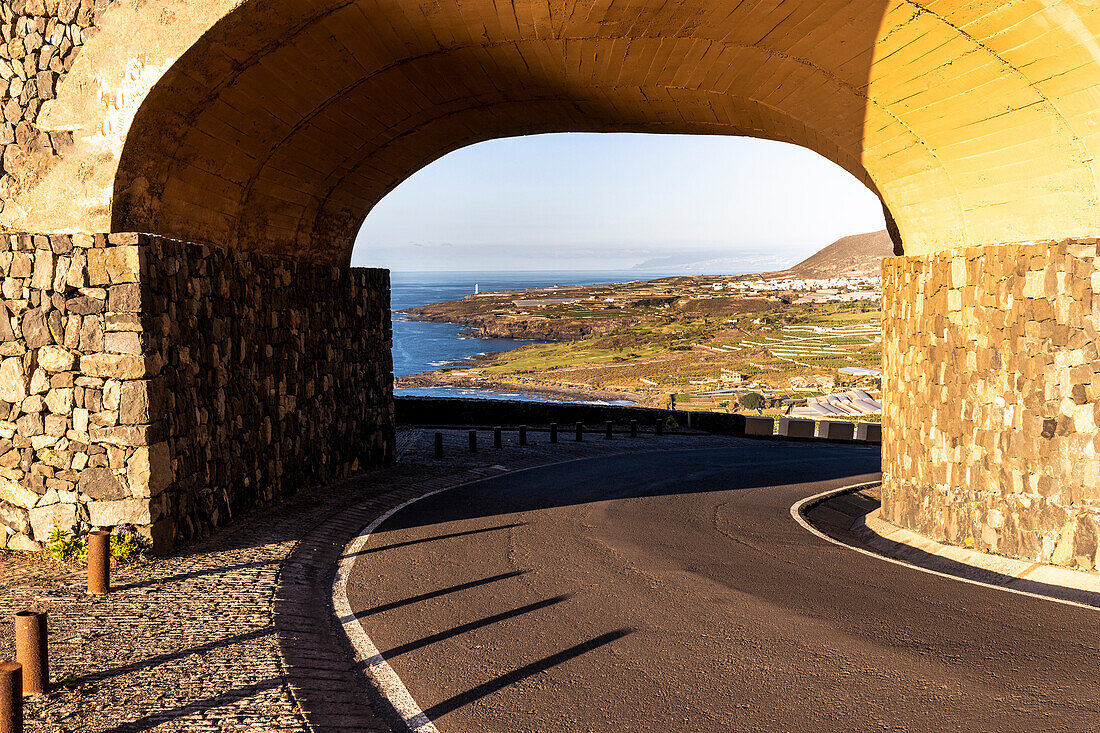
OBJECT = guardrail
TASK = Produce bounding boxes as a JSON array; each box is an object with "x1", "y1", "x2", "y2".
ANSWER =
[{"x1": 397, "y1": 397, "x2": 882, "y2": 445}]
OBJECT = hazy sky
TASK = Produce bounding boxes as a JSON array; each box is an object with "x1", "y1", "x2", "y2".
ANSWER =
[{"x1": 352, "y1": 133, "x2": 885, "y2": 273}]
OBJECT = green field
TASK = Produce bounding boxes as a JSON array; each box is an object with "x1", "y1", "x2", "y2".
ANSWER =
[{"x1": 461, "y1": 301, "x2": 881, "y2": 405}]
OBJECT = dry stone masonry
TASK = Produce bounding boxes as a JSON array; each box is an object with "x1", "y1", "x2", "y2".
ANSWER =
[
  {"x1": 0, "y1": 232, "x2": 394, "y2": 552},
  {"x1": 882, "y1": 241, "x2": 1100, "y2": 572}
]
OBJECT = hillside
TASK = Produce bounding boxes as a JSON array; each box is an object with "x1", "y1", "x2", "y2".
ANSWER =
[{"x1": 766, "y1": 230, "x2": 893, "y2": 279}]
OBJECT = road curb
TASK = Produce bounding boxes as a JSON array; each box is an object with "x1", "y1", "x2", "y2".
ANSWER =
[
  {"x1": 792, "y1": 484, "x2": 1100, "y2": 611},
  {"x1": 330, "y1": 447, "x2": 662, "y2": 733}
]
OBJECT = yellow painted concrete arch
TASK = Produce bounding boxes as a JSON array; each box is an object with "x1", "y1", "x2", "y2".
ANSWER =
[{"x1": 7, "y1": 0, "x2": 1100, "y2": 265}]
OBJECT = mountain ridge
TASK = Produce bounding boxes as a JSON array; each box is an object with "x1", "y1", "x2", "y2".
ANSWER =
[{"x1": 763, "y1": 229, "x2": 892, "y2": 279}]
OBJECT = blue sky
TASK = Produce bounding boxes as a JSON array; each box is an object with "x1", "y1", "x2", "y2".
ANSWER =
[{"x1": 352, "y1": 133, "x2": 885, "y2": 273}]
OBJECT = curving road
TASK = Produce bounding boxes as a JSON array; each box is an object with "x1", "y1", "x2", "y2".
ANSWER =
[{"x1": 344, "y1": 440, "x2": 1099, "y2": 732}]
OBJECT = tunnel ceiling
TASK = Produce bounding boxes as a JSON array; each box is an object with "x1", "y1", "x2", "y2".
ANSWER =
[{"x1": 9, "y1": 0, "x2": 1100, "y2": 265}]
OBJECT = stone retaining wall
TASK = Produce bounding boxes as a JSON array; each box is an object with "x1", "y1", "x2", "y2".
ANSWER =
[
  {"x1": 0, "y1": 232, "x2": 394, "y2": 552},
  {"x1": 882, "y1": 240, "x2": 1100, "y2": 571}
]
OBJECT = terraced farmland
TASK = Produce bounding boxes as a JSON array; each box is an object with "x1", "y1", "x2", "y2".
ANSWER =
[
  {"x1": 744, "y1": 323, "x2": 881, "y2": 369},
  {"x1": 402, "y1": 300, "x2": 882, "y2": 408}
]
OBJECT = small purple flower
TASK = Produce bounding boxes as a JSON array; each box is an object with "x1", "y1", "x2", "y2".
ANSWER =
[{"x1": 115, "y1": 524, "x2": 136, "y2": 536}]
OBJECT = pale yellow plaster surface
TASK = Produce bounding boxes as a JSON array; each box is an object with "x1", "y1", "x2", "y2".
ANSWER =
[{"x1": 0, "y1": 0, "x2": 246, "y2": 234}]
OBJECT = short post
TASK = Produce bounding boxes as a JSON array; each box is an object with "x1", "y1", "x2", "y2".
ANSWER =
[
  {"x1": 87, "y1": 531, "x2": 110, "y2": 595},
  {"x1": 0, "y1": 661, "x2": 22, "y2": 733},
  {"x1": 468, "y1": 430, "x2": 477, "y2": 453},
  {"x1": 605, "y1": 421, "x2": 613, "y2": 440},
  {"x1": 655, "y1": 419, "x2": 664, "y2": 436},
  {"x1": 575, "y1": 422, "x2": 583, "y2": 441},
  {"x1": 630, "y1": 420, "x2": 638, "y2": 438},
  {"x1": 493, "y1": 427, "x2": 502, "y2": 449},
  {"x1": 519, "y1": 426, "x2": 527, "y2": 445},
  {"x1": 434, "y1": 432, "x2": 444, "y2": 459},
  {"x1": 13, "y1": 612, "x2": 46, "y2": 696},
  {"x1": 549, "y1": 423, "x2": 558, "y2": 443}
]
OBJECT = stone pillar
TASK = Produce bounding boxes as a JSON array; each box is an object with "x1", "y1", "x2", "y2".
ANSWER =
[
  {"x1": 0, "y1": 233, "x2": 394, "y2": 553},
  {"x1": 881, "y1": 240, "x2": 1100, "y2": 571}
]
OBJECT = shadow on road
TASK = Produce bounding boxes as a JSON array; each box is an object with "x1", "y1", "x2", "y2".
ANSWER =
[
  {"x1": 364, "y1": 594, "x2": 575, "y2": 663},
  {"x1": 343, "y1": 569, "x2": 531, "y2": 620},
  {"x1": 346, "y1": 522, "x2": 527, "y2": 557},
  {"x1": 419, "y1": 628, "x2": 635, "y2": 721},
  {"x1": 375, "y1": 442, "x2": 882, "y2": 534}
]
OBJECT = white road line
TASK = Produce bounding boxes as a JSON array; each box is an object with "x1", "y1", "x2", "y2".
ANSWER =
[
  {"x1": 332, "y1": 450, "x2": 659, "y2": 732},
  {"x1": 790, "y1": 484, "x2": 1099, "y2": 613},
  {"x1": 334, "y1": 489, "x2": 447, "y2": 733},
  {"x1": 331, "y1": 444, "x2": 880, "y2": 733}
]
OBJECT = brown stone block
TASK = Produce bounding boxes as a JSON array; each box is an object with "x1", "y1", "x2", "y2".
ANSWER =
[
  {"x1": 126, "y1": 442, "x2": 173, "y2": 498},
  {"x1": 103, "y1": 331, "x2": 144, "y2": 355},
  {"x1": 87, "y1": 247, "x2": 141, "y2": 286},
  {"x1": 107, "y1": 283, "x2": 143, "y2": 313},
  {"x1": 87, "y1": 498, "x2": 152, "y2": 527},
  {"x1": 66, "y1": 293, "x2": 105, "y2": 315},
  {"x1": 118, "y1": 380, "x2": 153, "y2": 424},
  {"x1": 89, "y1": 424, "x2": 155, "y2": 447},
  {"x1": 21, "y1": 308, "x2": 51, "y2": 348},
  {"x1": 79, "y1": 353, "x2": 156, "y2": 379},
  {"x1": 77, "y1": 467, "x2": 128, "y2": 500}
]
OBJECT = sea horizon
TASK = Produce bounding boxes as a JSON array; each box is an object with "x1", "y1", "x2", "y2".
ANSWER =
[{"x1": 388, "y1": 267, "x2": 761, "y2": 277}]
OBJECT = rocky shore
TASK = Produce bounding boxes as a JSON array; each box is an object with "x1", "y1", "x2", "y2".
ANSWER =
[
  {"x1": 396, "y1": 371, "x2": 649, "y2": 405},
  {"x1": 399, "y1": 308, "x2": 636, "y2": 341}
]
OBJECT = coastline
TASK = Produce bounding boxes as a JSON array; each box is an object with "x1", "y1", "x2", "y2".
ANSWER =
[
  {"x1": 391, "y1": 264, "x2": 883, "y2": 411},
  {"x1": 395, "y1": 371, "x2": 651, "y2": 406},
  {"x1": 397, "y1": 309, "x2": 625, "y2": 341}
]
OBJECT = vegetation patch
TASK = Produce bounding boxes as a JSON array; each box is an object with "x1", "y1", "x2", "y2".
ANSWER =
[{"x1": 45, "y1": 523, "x2": 147, "y2": 564}]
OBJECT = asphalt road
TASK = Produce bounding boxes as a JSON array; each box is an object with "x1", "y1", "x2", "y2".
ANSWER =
[{"x1": 345, "y1": 440, "x2": 1099, "y2": 732}]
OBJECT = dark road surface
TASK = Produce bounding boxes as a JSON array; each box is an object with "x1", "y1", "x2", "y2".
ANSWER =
[{"x1": 345, "y1": 440, "x2": 1099, "y2": 732}]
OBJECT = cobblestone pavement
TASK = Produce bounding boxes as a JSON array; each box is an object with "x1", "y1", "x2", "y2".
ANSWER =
[{"x1": 0, "y1": 427, "x2": 747, "y2": 732}]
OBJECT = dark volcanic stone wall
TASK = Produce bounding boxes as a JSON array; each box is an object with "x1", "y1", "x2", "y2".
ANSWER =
[
  {"x1": 143, "y1": 235, "x2": 394, "y2": 549},
  {"x1": 0, "y1": 232, "x2": 394, "y2": 552},
  {"x1": 882, "y1": 240, "x2": 1100, "y2": 571}
]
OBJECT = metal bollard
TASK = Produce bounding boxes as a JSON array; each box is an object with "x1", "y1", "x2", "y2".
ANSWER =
[
  {"x1": 605, "y1": 421, "x2": 613, "y2": 439},
  {"x1": 655, "y1": 419, "x2": 664, "y2": 436},
  {"x1": 630, "y1": 420, "x2": 638, "y2": 438},
  {"x1": 87, "y1": 531, "x2": 110, "y2": 595},
  {"x1": 13, "y1": 612, "x2": 46, "y2": 696},
  {"x1": 549, "y1": 423, "x2": 558, "y2": 443},
  {"x1": 0, "y1": 661, "x2": 22, "y2": 733},
  {"x1": 575, "y1": 422, "x2": 583, "y2": 442},
  {"x1": 468, "y1": 430, "x2": 477, "y2": 453},
  {"x1": 434, "y1": 432, "x2": 444, "y2": 459},
  {"x1": 493, "y1": 427, "x2": 502, "y2": 449},
  {"x1": 519, "y1": 426, "x2": 527, "y2": 445}
]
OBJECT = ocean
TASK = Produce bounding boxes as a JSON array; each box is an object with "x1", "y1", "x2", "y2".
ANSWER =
[{"x1": 391, "y1": 270, "x2": 670, "y2": 403}]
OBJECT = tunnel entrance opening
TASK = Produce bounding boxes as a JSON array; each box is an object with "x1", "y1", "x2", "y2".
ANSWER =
[{"x1": 351, "y1": 131, "x2": 889, "y2": 412}]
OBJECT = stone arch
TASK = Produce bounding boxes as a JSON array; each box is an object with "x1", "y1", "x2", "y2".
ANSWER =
[
  {"x1": 109, "y1": 0, "x2": 894, "y2": 265},
  {"x1": 8, "y1": 1, "x2": 1099, "y2": 264}
]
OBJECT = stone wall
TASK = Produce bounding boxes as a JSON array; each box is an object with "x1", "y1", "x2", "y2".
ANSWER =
[
  {"x1": 0, "y1": 232, "x2": 394, "y2": 552},
  {"x1": 882, "y1": 240, "x2": 1100, "y2": 571}
]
